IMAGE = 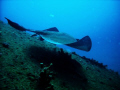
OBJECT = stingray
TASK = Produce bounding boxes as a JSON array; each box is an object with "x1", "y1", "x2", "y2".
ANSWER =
[{"x1": 5, "y1": 17, "x2": 92, "y2": 51}]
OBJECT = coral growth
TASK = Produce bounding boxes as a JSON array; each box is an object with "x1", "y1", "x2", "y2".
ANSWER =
[
  {"x1": 0, "y1": 21, "x2": 120, "y2": 90},
  {"x1": 37, "y1": 63, "x2": 55, "y2": 90},
  {"x1": 81, "y1": 56, "x2": 108, "y2": 69}
]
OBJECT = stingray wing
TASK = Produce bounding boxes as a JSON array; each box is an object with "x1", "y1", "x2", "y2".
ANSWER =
[
  {"x1": 40, "y1": 31, "x2": 77, "y2": 44},
  {"x1": 39, "y1": 27, "x2": 59, "y2": 41},
  {"x1": 44, "y1": 27, "x2": 59, "y2": 32},
  {"x1": 66, "y1": 36, "x2": 92, "y2": 51}
]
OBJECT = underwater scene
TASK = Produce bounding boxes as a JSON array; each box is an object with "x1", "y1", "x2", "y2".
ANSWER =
[{"x1": 0, "y1": 0, "x2": 120, "y2": 90}]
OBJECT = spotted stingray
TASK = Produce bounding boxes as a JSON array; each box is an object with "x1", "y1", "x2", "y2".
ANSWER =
[{"x1": 5, "y1": 17, "x2": 92, "y2": 51}]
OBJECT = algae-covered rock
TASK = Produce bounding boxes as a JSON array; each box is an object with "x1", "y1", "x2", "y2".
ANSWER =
[{"x1": 0, "y1": 21, "x2": 120, "y2": 90}]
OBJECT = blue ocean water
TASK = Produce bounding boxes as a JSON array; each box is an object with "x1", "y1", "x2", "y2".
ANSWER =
[{"x1": 0, "y1": 0, "x2": 120, "y2": 73}]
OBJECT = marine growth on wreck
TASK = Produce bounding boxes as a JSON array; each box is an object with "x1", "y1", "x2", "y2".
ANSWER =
[{"x1": 0, "y1": 21, "x2": 120, "y2": 90}]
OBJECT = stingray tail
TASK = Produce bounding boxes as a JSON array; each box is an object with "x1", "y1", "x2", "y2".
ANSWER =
[{"x1": 5, "y1": 17, "x2": 28, "y2": 31}]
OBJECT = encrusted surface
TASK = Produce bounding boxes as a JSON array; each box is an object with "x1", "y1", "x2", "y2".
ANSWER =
[{"x1": 0, "y1": 21, "x2": 120, "y2": 90}]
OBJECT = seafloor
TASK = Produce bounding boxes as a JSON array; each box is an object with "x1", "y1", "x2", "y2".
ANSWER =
[{"x1": 0, "y1": 21, "x2": 120, "y2": 90}]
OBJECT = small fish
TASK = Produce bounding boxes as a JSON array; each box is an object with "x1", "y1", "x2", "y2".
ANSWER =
[{"x1": 5, "y1": 17, "x2": 92, "y2": 51}]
